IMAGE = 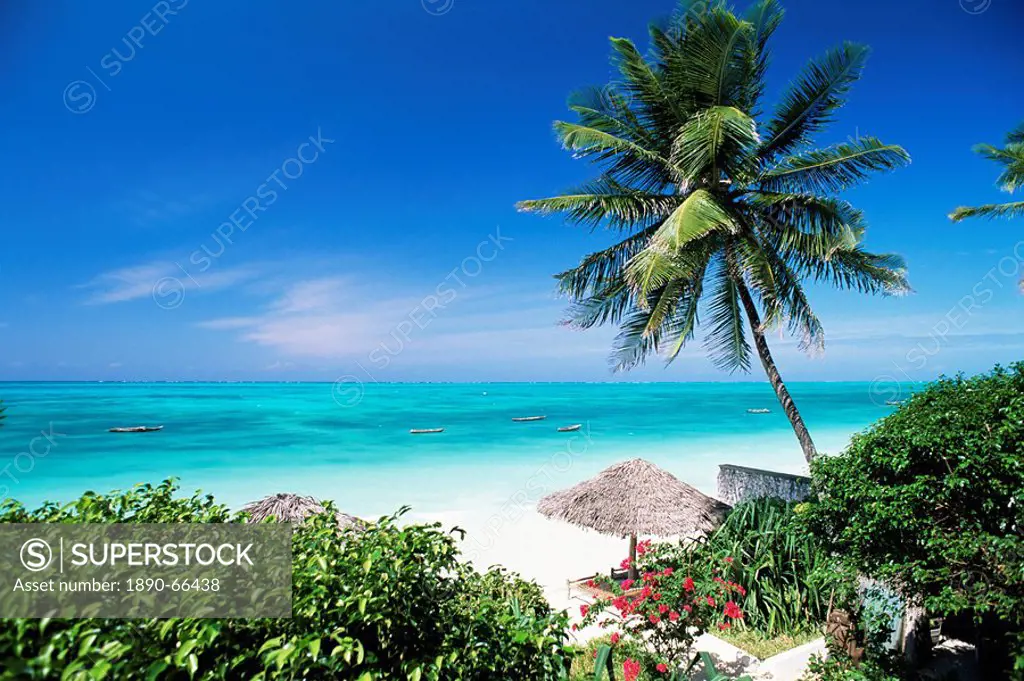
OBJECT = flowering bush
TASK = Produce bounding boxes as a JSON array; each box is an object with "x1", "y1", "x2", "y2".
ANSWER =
[{"x1": 577, "y1": 541, "x2": 745, "y2": 678}]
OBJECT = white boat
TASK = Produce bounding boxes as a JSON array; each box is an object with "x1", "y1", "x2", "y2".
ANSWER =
[
  {"x1": 512, "y1": 416, "x2": 547, "y2": 422},
  {"x1": 557, "y1": 424, "x2": 582, "y2": 432},
  {"x1": 410, "y1": 428, "x2": 444, "y2": 434},
  {"x1": 109, "y1": 425, "x2": 164, "y2": 433},
  {"x1": 746, "y1": 409, "x2": 771, "y2": 414}
]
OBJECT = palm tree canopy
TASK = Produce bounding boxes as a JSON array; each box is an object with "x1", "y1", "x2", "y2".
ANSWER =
[
  {"x1": 518, "y1": 0, "x2": 911, "y2": 373},
  {"x1": 950, "y1": 120, "x2": 1024, "y2": 222}
]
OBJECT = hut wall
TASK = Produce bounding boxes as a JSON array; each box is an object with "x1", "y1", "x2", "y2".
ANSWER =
[{"x1": 716, "y1": 464, "x2": 811, "y2": 505}]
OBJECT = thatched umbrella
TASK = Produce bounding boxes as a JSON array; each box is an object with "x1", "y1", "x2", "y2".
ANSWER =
[
  {"x1": 538, "y1": 458, "x2": 730, "y2": 579},
  {"x1": 242, "y1": 493, "x2": 365, "y2": 531}
]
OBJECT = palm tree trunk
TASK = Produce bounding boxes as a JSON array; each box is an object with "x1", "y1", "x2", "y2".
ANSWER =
[{"x1": 735, "y1": 280, "x2": 818, "y2": 463}]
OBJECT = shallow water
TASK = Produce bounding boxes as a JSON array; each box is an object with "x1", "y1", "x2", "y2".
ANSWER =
[{"x1": 0, "y1": 382, "x2": 897, "y2": 515}]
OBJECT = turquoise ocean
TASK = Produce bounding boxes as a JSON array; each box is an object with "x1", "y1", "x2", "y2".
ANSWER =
[{"x1": 0, "y1": 382, "x2": 896, "y2": 516}]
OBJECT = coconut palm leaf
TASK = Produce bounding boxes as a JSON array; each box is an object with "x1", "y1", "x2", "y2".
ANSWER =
[
  {"x1": 760, "y1": 136, "x2": 911, "y2": 194},
  {"x1": 950, "y1": 121, "x2": 1024, "y2": 223},
  {"x1": 950, "y1": 201, "x2": 1024, "y2": 222},
  {"x1": 759, "y1": 42, "x2": 870, "y2": 161},
  {"x1": 518, "y1": 176, "x2": 678, "y2": 232}
]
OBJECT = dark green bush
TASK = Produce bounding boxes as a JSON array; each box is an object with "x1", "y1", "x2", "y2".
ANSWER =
[
  {"x1": 804, "y1": 363, "x2": 1024, "y2": 678},
  {"x1": 0, "y1": 480, "x2": 572, "y2": 680}
]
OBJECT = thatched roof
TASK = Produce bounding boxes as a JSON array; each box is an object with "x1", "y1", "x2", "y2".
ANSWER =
[
  {"x1": 242, "y1": 493, "x2": 365, "y2": 531},
  {"x1": 537, "y1": 458, "x2": 730, "y2": 538}
]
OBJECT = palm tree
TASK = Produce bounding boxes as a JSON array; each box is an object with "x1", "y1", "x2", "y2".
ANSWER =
[
  {"x1": 517, "y1": 0, "x2": 910, "y2": 463},
  {"x1": 950, "y1": 121, "x2": 1024, "y2": 222}
]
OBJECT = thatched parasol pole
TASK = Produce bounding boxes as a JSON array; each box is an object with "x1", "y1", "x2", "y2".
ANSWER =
[{"x1": 628, "y1": 533, "x2": 638, "y2": 580}]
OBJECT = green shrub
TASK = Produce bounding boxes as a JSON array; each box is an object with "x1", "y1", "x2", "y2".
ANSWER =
[
  {"x1": 801, "y1": 653, "x2": 903, "y2": 681},
  {"x1": 644, "y1": 498, "x2": 851, "y2": 638},
  {"x1": 0, "y1": 480, "x2": 572, "y2": 680},
  {"x1": 804, "y1": 363, "x2": 1024, "y2": 678}
]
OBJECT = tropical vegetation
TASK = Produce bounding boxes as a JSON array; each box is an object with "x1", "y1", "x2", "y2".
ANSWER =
[
  {"x1": 576, "y1": 543, "x2": 747, "y2": 675},
  {"x1": 950, "y1": 120, "x2": 1024, "y2": 222},
  {"x1": 643, "y1": 498, "x2": 850, "y2": 638},
  {"x1": 803, "y1": 363, "x2": 1024, "y2": 679},
  {"x1": 518, "y1": 0, "x2": 911, "y2": 462},
  {"x1": 0, "y1": 481, "x2": 573, "y2": 680}
]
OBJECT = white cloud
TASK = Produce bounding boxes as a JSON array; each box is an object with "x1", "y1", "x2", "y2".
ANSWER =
[{"x1": 79, "y1": 261, "x2": 259, "y2": 304}]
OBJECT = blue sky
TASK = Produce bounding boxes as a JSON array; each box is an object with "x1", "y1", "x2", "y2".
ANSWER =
[{"x1": 1, "y1": 0, "x2": 1022, "y2": 382}]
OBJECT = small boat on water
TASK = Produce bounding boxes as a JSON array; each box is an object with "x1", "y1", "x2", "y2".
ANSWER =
[
  {"x1": 410, "y1": 428, "x2": 445, "y2": 434},
  {"x1": 746, "y1": 409, "x2": 771, "y2": 414},
  {"x1": 109, "y1": 425, "x2": 164, "y2": 433},
  {"x1": 512, "y1": 416, "x2": 547, "y2": 422},
  {"x1": 884, "y1": 400, "x2": 905, "y2": 407},
  {"x1": 557, "y1": 424, "x2": 582, "y2": 432}
]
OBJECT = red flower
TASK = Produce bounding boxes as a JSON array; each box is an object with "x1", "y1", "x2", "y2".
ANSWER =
[
  {"x1": 706, "y1": 596, "x2": 716, "y2": 607},
  {"x1": 658, "y1": 603, "x2": 669, "y2": 614},
  {"x1": 683, "y1": 604, "x2": 692, "y2": 613},
  {"x1": 718, "y1": 622, "x2": 732, "y2": 630},
  {"x1": 669, "y1": 610, "x2": 680, "y2": 622},
  {"x1": 592, "y1": 648, "x2": 597, "y2": 657},
  {"x1": 620, "y1": 557, "x2": 632, "y2": 570},
  {"x1": 620, "y1": 579, "x2": 634, "y2": 591},
  {"x1": 653, "y1": 592, "x2": 662, "y2": 601},
  {"x1": 724, "y1": 601, "x2": 744, "y2": 619},
  {"x1": 656, "y1": 662, "x2": 669, "y2": 673},
  {"x1": 586, "y1": 579, "x2": 596, "y2": 588},
  {"x1": 663, "y1": 567, "x2": 674, "y2": 576},
  {"x1": 611, "y1": 632, "x2": 621, "y2": 645},
  {"x1": 725, "y1": 556, "x2": 734, "y2": 563},
  {"x1": 648, "y1": 613, "x2": 660, "y2": 624},
  {"x1": 736, "y1": 585, "x2": 747, "y2": 597},
  {"x1": 624, "y1": 658, "x2": 642, "y2": 681},
  {"x1": 637, "y1": 539, "x2": 652, "y2": 556},
  {"x1": 572, "y1": 624, "x2": 578, "y2": 631},
  {"x1": 580, "y1": 604, "x2": 589, "y2": 617},
  {"x1": 682, "y1": 577, "x2": 695, "y2": 592}
]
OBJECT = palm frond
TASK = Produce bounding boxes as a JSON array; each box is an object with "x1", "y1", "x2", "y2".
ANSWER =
[
  {"x1": 554, "y1": 121, "x2": 680, "y2": 189},
  {"x1": 736, "y1": 0, "x2": 784, "y2": 113},
  {"x1": 972, "y1": 142, "x2": 1024, "y2": 194},
  {"x1": 739, "y1": 234, "x2": 824, "y2": 352},
  {"x1": 563, "y1": 279, "x2": 634, "y2": 330},
  {"x1": 625, "y1": 190, "x2": 734, "y2": 299},
  {"x1": 567, "y1": 86, "x2": 657, "y2": 149},
  {"x1": 555, "y1": 226, "x2": 658, "y2": 299},
  {"x1": 759, "y1": 136, "x2": 910, "y2": 194},
  {"x1": 704, "y1": 255, "x2": 752, "y2": 373},
  {"x1": 608, "y1": 37, "x2": 685, "y2": 133},
  {"x1": 676, "y1": 6, "x2": 751, "y2": 108},
  {"x1": 664, "y1": 256, "x2": 711, "y2": 361},
  {"x1": 808, "y1": 247, "x2": 910, "y2": 295},
  {"x1": 759, "y1": 42, "x2": 870, "y2": 160},
  {"x1": 749, "y1": 192, "x2": 865, "y2": 248},
  {"x1": 1006, "y1": 120, "x2": 1024, "y2": 146},
  {"x1": 517, "y1": 176, "x2": 679, "y2": 232},
  {"x1": 671, "y1": 106, "x2": 760, "y2": 180},
  {"x1": 950, "y1": 201, "x2": 1024, "y2": 222},
  {"x1": 609, "y1": 262, "x2": 710, "y2": 371}
]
